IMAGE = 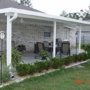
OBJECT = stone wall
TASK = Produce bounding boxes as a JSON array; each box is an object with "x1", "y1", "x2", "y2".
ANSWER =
[{"x1": 0, "y1": 21, "x2": 76, "y2": 52}]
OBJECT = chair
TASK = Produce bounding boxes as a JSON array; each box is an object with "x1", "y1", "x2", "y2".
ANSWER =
[
  {"x1": 56, "y1": 38, "x2": 62, "y2": 54},
  {"x1": 43, "y1": 41, "x2": 54, "y2": 55},
  {"x1": 60, "y1": 41, "x2": 70, "y2": 58},
  {"x1": 43, "y1": 41, "x2": 50, "y2": 51},
  {"x1": 56, "y1": 38, "x2": 62, "y2": 47},
  {"x1": 34, "y1": 42, "x2": 44, "y2": 58}
]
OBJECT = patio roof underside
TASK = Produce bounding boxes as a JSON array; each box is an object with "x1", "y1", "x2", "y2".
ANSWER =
[{"x1": 0, "y1": 8, "x2": 90, "y2": 27}]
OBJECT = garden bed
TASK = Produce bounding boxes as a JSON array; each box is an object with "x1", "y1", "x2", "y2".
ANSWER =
[{"x1": 0, "y1": 59, "x2": 90, "y2": 88}]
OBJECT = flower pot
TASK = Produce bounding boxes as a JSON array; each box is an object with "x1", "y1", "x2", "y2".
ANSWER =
[{"x1": 42, "y1": 56, "x2": 47, "y2": 60}]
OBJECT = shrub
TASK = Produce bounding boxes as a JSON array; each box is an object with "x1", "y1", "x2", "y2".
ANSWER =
[
  {"x1": 2, "y1": 48, "x2": 22, "y2": 68},
  {"x1": 77, "y1": 53, "x2": 88, "y2": 61},
  {"x1": 81, "y1": 52, "x2": 88, "y2": 60},
  {"x1": 16, "y1": 44, "x2": 26, "y2": 52},
  {"x1": 0, "y1": 65, "x2": 10, "y2": 83},
  {"x1": 16, "y1": 64, "x2": 30, "y2": 76},
  {"x1": 34, "y1": 61, "x2": 46, "y2": 72},
  {"x1": 77, "y1": 53, "x2": 83, "y2": 61},
  {"x1": 87, "y1": 51, "x2": 90, "y2": 59},
  {"x1": 63, "y1": 56, "x2": 73, "y2": 65},
  {"x1": 50, "y1": 58, "x2": 63, "y2": 69},
  {"x1": 82, "y1": 44, "x2": 90, "y2": 52},
  {"x1": 81, "y1": 44, "x2": 86, "y2": 49},
  {"x1": 72, "y1": 54, "x2": 78, "y2": 62},
  {"x1": 28, "y1": 64, "x2": 36, "y2": 75},
  {"x1": 39, "y1": 50, "x2": 50, "y2": 59},
  {"x1": 44, "y1": 60, "x2": 52, "y2": 70}
]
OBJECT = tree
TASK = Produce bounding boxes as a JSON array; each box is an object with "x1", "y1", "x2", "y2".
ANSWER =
[
  {"x1": 60, "y1": 9, "x2": 90, "y2": 20},
  {"x1": 20, "y1": 0, "x2": 32, "y2": 7},
  {"x1": 60, "y1": 10, "x2": 68, "y2": 17}
]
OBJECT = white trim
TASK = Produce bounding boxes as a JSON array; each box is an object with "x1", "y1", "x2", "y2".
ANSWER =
[
  {"x1": 0, "y1": 8, "x2": 90, "y2": 25},
  {"x1": 78, "y1": 25, "x2": 81, "y2": 53},
  {"x1": 6, "y1": 15, "x2": 12, "y2": 67},
  {"x1": 6, "y1": 13, "x2": 18, "y2": 68},
  {"x1": 53, "y1": 21, "x2": 56, "y2": 58}
]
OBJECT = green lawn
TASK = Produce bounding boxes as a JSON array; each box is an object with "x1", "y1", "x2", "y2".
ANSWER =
[{"x1": 1, "y1": 61, "x2": 90, "y2": 90}]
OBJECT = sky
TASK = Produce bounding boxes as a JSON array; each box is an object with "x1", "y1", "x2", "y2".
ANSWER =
[{"x1": 18, "y1": 0, "x2": 90, "y2": 16}]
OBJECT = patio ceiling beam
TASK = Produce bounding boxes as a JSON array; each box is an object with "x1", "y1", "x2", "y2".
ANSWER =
[{"x1": 53, "y1": 21, "x2": 56, "y2": 57}]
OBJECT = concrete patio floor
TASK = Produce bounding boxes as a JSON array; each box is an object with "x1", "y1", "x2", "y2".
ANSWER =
[{"x1": 22, "y1": 48, "x2": 84, "y2": 64}]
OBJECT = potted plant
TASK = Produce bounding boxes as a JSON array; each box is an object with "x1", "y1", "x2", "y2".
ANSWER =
[
  {"x1": 39, "y1": 50, "x2": 50, "y2": 60},
  {"x1": 16, "y1": 44, "x2": 26, "y2": 52}
]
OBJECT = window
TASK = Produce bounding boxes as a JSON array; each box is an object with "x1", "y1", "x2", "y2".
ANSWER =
[
  {"x1": 44, "y1": 27, "x2": 51, "y2": 37},
  {"x1": 64, "y1": 29, "x2": 70, "y2": 40}
]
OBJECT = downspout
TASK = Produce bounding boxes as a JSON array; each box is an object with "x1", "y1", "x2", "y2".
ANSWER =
[{"x1": 9, "y1": 13, "x2": 18, "y2": 22}]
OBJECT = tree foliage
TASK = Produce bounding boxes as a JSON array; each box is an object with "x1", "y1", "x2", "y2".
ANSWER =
[
  {"x1": 60, "y1": 6, "x2": 90, "y2": 20},
  {"x1": 20, "y1": 0, "x2": 32, "y2": 7}
]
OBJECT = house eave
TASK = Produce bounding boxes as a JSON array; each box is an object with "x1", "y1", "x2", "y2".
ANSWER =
[{"x1": 0, "y1": 8, "x2": 90, "y2": 25}]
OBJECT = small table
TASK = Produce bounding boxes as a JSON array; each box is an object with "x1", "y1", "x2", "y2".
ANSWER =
[{"x1": 44, "y1": 45, "x2": 61, "y2": 57}]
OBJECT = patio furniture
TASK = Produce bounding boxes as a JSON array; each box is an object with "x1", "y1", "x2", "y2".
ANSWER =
[
  {"x1": 60, "y1": 41, "x2": 70, "y2": 58},
  {"x1": 43, "y1": 41, "x2": 50, "y2": 51},
  {"x1": 34, "y1": 42, "x2": 44, "y2": 58},
  {"x1": 56, "y1": 38, "x2": 62, "y2": 54},
  {"x1": 56, "y1": 38, "x2": 62, "y2": 47}
]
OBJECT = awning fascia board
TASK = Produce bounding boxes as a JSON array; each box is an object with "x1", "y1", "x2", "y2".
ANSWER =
[{"x1": 0, "y1": 8, "x2": 90, "y2": 25}]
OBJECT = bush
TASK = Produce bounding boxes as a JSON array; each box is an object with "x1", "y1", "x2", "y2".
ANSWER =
[
  {"x1": 28, "y1": 64, "x2": 36, "y2": 75},
  {"x1": 16, "y1": 64, "x2": 30, "y2": 76},
  {"x1": 2, "y1": 48, "x2": 22, "y2": 68},
  {"x1": 63, "y1": 56, "x2": 73, "y2": 65},
  {"x1": 16, "y1": 44, "x2": 26, "y2": 52},
  {"x1": 78, "y1": 53, "x2": 87, "y2": 61},
  {"x1": 44, "y1": 60, "x2": 52, "y2": 70},
  {"x1": 87, "y1": 51, "x2": 90, "y2": 59},
  {"x1": 72, "y1": 54, "x2": 78, "y2": 62},
  {"x1": 81, "y1": 44, "x2": 86, "y2": 49},
  {"x1": 50, "y1": 58, "x2": 63, "y2": 69},
  {"x1": 39, "y1": 50, "x2": 50, "y2": 59},
  {"x1": 34, "y1": 61, "x2": 46, "y2": 72},
  {"x1": 84, "y1": 44, "x2": 90, "y2": 52},
  {"x1": 81, "y1": 52, "x2": 88, "y2": 60},
  {"x1": 0, "y1": 65, "x2": 10, "y2": 83}
]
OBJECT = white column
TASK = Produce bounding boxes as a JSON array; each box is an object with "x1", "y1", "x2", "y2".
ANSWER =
[
  {"x1": 53, "y1": 21, "x2": 56, "y2": 58},
  {"x1": 78, "y1": 25, "x2": 81, "y2": 53},
  {"x1": 6, "y1": 15, "x2": 12, "y2": 68}
]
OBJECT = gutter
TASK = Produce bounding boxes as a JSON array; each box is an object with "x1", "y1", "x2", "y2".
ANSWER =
[{"x1": 9, "y1": 13, "x2": 18, "y2": 22}]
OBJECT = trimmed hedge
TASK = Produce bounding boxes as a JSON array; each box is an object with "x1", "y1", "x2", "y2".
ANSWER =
[
  {"x1": 16, "y1": 51, "x2": 90, "y2": 76},
  {"x1": 81, "y1": 44, "x2": 90, "y2": 52}
]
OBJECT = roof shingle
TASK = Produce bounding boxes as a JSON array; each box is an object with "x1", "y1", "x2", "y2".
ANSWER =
[{"x1": 0, "y1": 0, "x2": 44, "y2": 13}]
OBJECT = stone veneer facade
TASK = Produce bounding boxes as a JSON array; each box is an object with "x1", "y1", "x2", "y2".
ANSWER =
[{"x1": 0, "y1": 21, "x2": 76, "y2": 52}]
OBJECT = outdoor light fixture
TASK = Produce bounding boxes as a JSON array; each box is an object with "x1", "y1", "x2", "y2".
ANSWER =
[
  {"x1": 0, "y1": 31, "x2": 5, "y2": 85},
  {"x1": 20, "y1": 18, "x2": 24, "y2": 23},
  {"x1": 0, "y1": 31, "x2": 5, "y2": 39}
]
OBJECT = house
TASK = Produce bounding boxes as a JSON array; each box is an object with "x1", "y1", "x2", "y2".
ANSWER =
[
  {"x1": 0, "y1": 0, "x2": 90, "y2": 67},
  {"x1": 0, "y1": 0, "x2": 76, "y2": 52},
  {"x1": 76, "y1": 20, "x2": 90, "y2": 44}
]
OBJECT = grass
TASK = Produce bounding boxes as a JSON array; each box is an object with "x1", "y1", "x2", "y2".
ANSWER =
[{"x1": 1, "y1": 61, "x2": 90, "y2": 90}]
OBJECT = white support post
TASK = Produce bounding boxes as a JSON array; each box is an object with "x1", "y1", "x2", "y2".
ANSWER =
[
  {"x1": 78, "y1": 25, "x2": 81, "y2": 53},
  {"x1": 6, "y1": 15, "x2": 12, "y2": 69},
  {"x1": 53, "y1": 21, "x2": 56, "y2": 58}
]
